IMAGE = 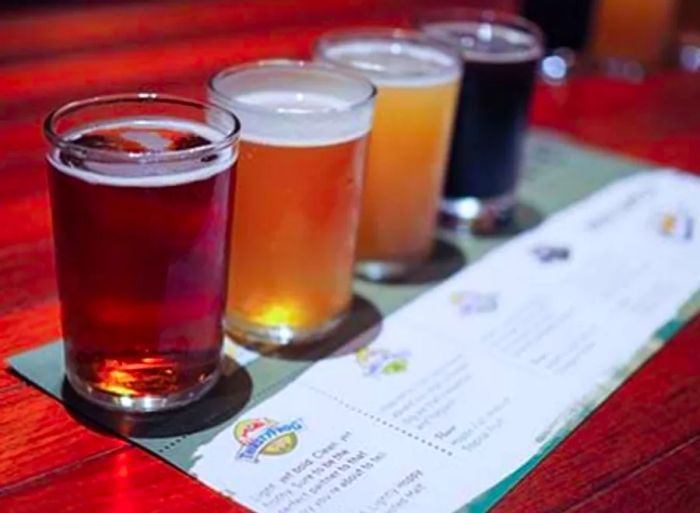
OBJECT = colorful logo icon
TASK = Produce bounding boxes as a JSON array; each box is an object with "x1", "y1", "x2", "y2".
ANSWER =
[
  {"x1": 356, "y1": 347, "x2": 410, "y2": 377},
  {"x1": 450, "y1": 291, "x2": 498, "y2": 315},
  {"x1": 532, "y1": 245, "x2": 571, "y2": 263},
  {"x1": 233, "y1": 417, "x2": 303, "y2": 463},
  {"x1": 657, "y1": 209, "x2": 694, "y2": 241}
]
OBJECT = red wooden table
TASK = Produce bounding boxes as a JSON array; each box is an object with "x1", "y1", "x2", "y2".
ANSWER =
[{"x1": 1, "y1": 2, "x2": 699, "y2": 512}]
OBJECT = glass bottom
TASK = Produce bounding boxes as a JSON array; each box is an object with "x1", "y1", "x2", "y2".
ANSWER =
[
  {"x1": 679, "y1": 33, "x2": 700, "y2": 72},
  {"x1": 596, "y1": 57, "x2": 648, "y2": 82},
  {"x1": 440, "y1": 192, "x2": 516, "y2": 234},
  {"x1": 355, "y1": 259, "x2": 423, "y2": 282},
  {"x1": 65, "y1": 363, "x2": 221, "y2": 413},
  {"x1": 225, "y1": 309, "x2": 347, "y2": 348}
]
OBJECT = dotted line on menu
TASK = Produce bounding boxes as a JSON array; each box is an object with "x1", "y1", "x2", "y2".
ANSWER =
[
  {"x1": 306, "y1": 385, "x2": 453, "y2": 458},
  {"x1": 159, "y1": 438, "x2": 183, "y2": 454}
]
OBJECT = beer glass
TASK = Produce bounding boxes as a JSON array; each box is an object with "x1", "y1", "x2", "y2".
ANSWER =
[
  {"x1": 315, "y1": 29, "x2": 462, "y2": 280},
  {"x1": 420, "y1": 11, "x2": 543, "y2": 232},
  {"x1": 679, "y1": 0, "x2": 700, "y2": 71},
  {"x1": 590, "y1": 0, "x2": 678, "y2": 73},
  {"x1": 209, "y1": 60, "x2": 375, "y2": 345},
  {"x1": 521, "y1": 0, "x2": 594, "y2": 52},
  {"x1": 44, "y1": 93, "x2": 240, "y2": 412}
]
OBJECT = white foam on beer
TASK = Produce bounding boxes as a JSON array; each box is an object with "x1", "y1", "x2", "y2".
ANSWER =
[
  {"x1": 422, "y1": 21, "x2": 542, "y2": 63},
  {"x1": 321, "y1": 40, "x2": 461, "y2": 87},
  {"x1": 48, "y1": 118, "x2": 236, "y2": 188},
  {"x1": 224, "y1": 90, "x2": 373, "y2": 147}
]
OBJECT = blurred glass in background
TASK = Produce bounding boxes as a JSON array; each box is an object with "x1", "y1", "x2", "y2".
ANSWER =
[
  {"x1": 521, "y1": 0, "x2": 594, "y2": 51},
  {"x1": 520, "y1": 0, "x2": 595, "y2": 83},
  {"x1": 589, "y1": 0, "x2": 679, "y2": 77},
  {"x1": 678, "y1": 0, "x2": 700, "y2": 71}
]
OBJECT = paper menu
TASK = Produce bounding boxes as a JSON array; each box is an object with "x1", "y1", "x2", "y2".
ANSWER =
[
  {"x1": 188, "y1": 170, "x2": 700, "y2": 513},
  {"x1": 402, "y1": 172, "x2": 700, "y2": 386},
  {"x1": 192, "y1": 382, "x2": 470, "y2": 513},
  {"x1": 295, "y1": 316, "x2": 571, "y2": 482}
]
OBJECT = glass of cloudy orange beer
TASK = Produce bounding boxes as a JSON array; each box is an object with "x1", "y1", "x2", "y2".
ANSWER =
[
  {"x1": 315, "y1": 29, "x2": 461, "y2": 281},
  {"x1": 209, "y1": 60, "x2": 375, "y2": 345}
]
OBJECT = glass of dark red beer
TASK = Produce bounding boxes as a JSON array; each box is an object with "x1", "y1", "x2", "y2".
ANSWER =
[
  {"x1": 419, "y1": 10, "x2": 543, "y2": 232},
  {"x1": 44, "y1": 93, "x2": 240, "y2": 412}
]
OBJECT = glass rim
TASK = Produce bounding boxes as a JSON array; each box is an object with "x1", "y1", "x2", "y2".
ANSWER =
[
  {"x1": 414, "y1": 7, "x2": 545, "y2": 54},
  {"x1": 44, "y1": 92, "x2": 241, "y2": 163},
  {"x1": 314, "y1": 26, "x2": 463, "y2": 73},
  {"x1": 207, "y1": 59, "x2": 378, "y2": 117}
]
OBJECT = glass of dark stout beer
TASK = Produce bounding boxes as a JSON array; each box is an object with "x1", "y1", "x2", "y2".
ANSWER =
[
  {"x1": 419, "y1": 10, "x2": 543, "y2": 232},
  {"x1": 44, "y1": 94, "x2": 240, "y2": 412}
]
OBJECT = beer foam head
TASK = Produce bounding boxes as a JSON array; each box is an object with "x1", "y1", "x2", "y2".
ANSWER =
[
  {"x1": 422, "y1": 21, "x2": 543, "y2": 63},
  {"x1": 318, "y1": 35, "x2": 462, "y2": 87},
  {"x1": 209, "y1": 61, "x2": 376, "y2": 147},
  {"x1": 49, "y1": 118, "x2": 237, "y2": 187}
]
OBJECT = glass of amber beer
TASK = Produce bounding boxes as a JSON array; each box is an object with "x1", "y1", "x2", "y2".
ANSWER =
[
  {"x1": 44, "y1": 94, "x2": 240, "y2": 412},
  {"x1": 590, "y1": 0, "x2": 678, "y2": 74},
  {"x1": 209, "y1": 60, "x2": 375, "y2": 345},
  {"x1": 315, "y1": 29, "x2": 462, "y2": 280}
]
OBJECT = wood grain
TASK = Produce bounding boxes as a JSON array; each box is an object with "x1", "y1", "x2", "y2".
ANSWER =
[
  {"x1": 0, "y1": 0, "x2": 453, "y2": 62},
  {"x1": 0, "y1": 1, "x2": 698, "y2": 512},
  {"x1": 491, "y1": 317, "x2": 700, "y2": 512},
  {"x1": 0, "y1": 26, "x2": 335, "y2": 106},
  {"x1": 531, "y1": 72, "x2": 700, "y2": 172},
  {"x1": 0, "y1": 384, "x2": 124, "y2": 489},
  {"x1": 0, "y1": 446, "x2": 252, "y2": 513},
  {"x1": 0, "y1": 195, "x2": 51, "y2": 248},
  {"x1": 0, "y1": 370, "x2": 23, "y2": 391},
  {"x1": 0, "y1": 239, "x2": 55, "y2": 318},
  {"x1": 0, "y1": 302, "x2": 61, "y2": 364},
  {"x1": 565, "y1": 435, "x2": 700, "y2": 513}
]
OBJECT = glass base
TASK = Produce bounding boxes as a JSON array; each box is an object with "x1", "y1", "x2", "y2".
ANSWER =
[
  {"x1": 679, "y1": 34, "x2": 700, "y2": 72},
  {"x1": 355, "y1": 259, "x2": 422, "y2": 282},
  {"x1": 440, "y1": 193, "x2": 516, "y2": 234},
  {"x1": 225, "y1": 309, "x2": 346, "y2": 348},
  {"x1": 65, "y1": 363, "x2": 221, "y2": 413},
  {"x1": 596, "y1": 57, "x2": 647, "y2": 82}
]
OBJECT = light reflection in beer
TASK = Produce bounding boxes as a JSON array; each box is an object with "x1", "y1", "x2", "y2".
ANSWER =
[{"x1": 251, "y1": 302, "x2": 303, "y2": 327}]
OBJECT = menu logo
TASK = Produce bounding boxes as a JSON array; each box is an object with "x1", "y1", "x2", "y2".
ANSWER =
[
  {"x1": 356, "y1": 347, "x2": 410, "y2": 377},
  {"x1": 450, "y1": 291, "x2": 498, "y2": 315},
  {"x1": 233, "y1": 418, "x2": 304, "y2": 463},
  {"x1": 532, "y1": 245, "x2": 571, "y2": 263},
  {"x1": 657, "y1": 209, "x2": 693, "y2": 241}
]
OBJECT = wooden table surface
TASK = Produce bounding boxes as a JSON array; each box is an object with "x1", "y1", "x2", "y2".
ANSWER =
[{"x1": 0, "y1": 1, "x2": 699, "y2": 512}]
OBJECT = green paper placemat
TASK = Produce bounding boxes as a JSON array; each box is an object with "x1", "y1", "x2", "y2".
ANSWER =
[{"x1": 13, "y1": 129, "x2": 694, "y2": 513}]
